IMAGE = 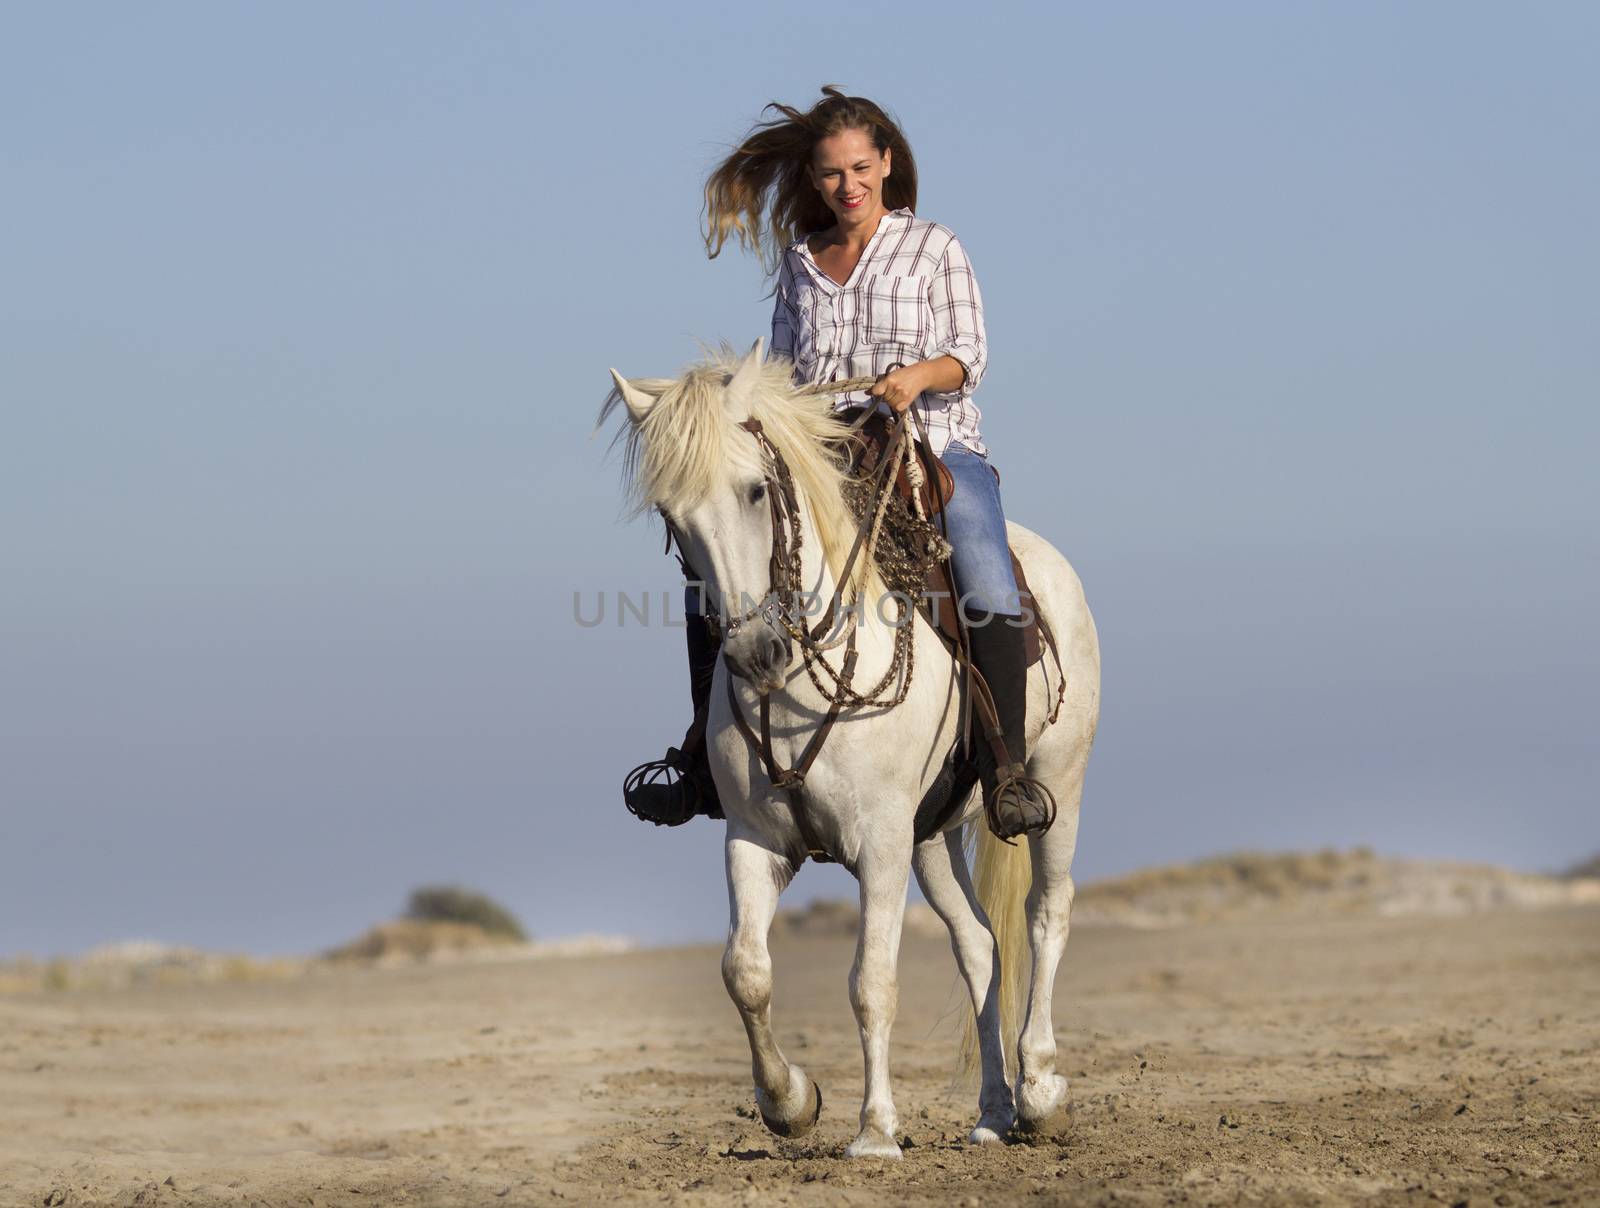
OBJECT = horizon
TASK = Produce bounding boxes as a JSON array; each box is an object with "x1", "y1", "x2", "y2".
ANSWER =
[{"x1": 5, "y1": 841, "x2": 1597, "y2": 962}]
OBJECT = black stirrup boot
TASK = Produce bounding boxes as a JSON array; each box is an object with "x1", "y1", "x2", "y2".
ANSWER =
[
  {"x1": 623, "y1": 612, "x2": 725, "y2": 826},
  {"x1": 967, "y1": 615, "x2": 1057, "y2": 841}
]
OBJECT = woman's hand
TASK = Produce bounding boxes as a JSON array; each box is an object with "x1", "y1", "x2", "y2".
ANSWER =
[
  {"x1": 867, "y1": 356, "x2": 967, "y2": 412},
  {"x1": 867, "y1": 363, "x2": 930, "y2": 413}
]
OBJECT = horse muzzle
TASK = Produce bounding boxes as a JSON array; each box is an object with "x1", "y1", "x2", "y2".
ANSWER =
[{"x1": 722, "y1": 620, "x2": 794, "y2": 694}]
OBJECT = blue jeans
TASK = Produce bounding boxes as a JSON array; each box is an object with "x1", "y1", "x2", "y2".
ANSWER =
[{"x1": 939, "y1": 441, "x2": 1021, "y2": 619}]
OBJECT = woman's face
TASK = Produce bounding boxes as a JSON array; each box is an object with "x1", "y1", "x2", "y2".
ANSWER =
[{"x1": 809, "y1": 126, "x2": 891, "y2": 227}]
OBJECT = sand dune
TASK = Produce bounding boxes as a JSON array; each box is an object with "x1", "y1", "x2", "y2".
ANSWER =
[
  {"x1": 1069, "y1": 847, "x2": 1600, "y2": 927},
  {"x1": 773, "y1": 847, "x2": 1600, "y2": 935}
]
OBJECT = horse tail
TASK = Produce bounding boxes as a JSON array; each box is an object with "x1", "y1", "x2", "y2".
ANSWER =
[{"x1": 957, "y1": 820, "x2": 1033, "y2": 1086}]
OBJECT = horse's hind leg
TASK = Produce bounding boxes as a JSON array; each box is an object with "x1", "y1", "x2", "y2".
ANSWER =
[
  {"x1": 1013, "y1": 745, "x2": 1087, "y2": 1138},
  {"x1": 723, "y1": 830, "x2": 822, "y2": 1139},
  {"x1": 913, "y1": 829, "x2": 1014, "y2": 1144}
]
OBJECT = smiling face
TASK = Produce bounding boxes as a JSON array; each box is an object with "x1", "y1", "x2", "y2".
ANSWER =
[{"x1": 809, "y1": 126, "x2": 892, "y2": 230}]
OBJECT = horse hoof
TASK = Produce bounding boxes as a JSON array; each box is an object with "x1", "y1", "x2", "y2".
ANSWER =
[
  {"x1": 1012, "y1": 1104, "x2": 1072, "y2": 1142},
  {"x1": 844, "y1": 1126, "x2": 902, "y2": 1160},
  {"x1": 758, "y1": 1072, "x2": 822, "y2": 1139},
  {"x1": 1013, "y1": 1074, "x2": 1073, "y2": 1142},
  {"x1": 969, "y1": 1109, "x2": 1013, "y2": 1145}
]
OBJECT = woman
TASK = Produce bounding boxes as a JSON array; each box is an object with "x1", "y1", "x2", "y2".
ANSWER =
[{"x1": 624, "y1": 86, "x2": 1052, "y2": 840}]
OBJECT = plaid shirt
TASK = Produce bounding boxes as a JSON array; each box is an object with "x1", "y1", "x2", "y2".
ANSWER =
[{"x1": 770, "y1": 208, "x2": 990, "y2": 457}]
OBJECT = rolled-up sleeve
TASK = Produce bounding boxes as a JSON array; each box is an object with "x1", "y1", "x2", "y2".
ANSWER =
[
  {"x1": 926, "y1": 234, "x2": 987, "y2": 400},
  {"x1": 769, "y1": 253, "x2": 800, "y2": 364}
]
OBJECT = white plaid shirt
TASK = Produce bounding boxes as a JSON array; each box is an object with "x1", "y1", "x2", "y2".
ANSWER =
[{"x1": 769, "y1": 207, "x2": 989, "y2": 458}]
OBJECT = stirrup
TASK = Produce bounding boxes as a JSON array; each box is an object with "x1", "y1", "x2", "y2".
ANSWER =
[
  {"x1": 983, "y1": 762, "x2": 1057, "y2": 843},
  {"x1": 622, "y1": 748, "x2": 703, "y2": 828}
]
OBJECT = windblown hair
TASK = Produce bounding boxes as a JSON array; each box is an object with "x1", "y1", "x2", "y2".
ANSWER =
[
  {"x1": 704, "y1": 86, "x2": 918, "y2": 274},
  {"x1": 599, "y1": 346, "x2": 877, "y2": 597}
]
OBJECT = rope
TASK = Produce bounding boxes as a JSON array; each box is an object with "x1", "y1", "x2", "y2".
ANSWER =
[
  {"x1": 792, "y1": 416, "x2": 952, "y2": 713},
  {"x1": 795, "y1": 375, "x2": 882, "y2": 397}
]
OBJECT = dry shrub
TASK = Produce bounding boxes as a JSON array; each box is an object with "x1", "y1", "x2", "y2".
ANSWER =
[{"x1": 404, "y1": 886, "x2": 528, "y2": 941}]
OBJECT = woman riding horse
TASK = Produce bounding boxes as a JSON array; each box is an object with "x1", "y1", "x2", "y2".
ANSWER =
[{"x1": 624, "y1": 86, "x2": 1053, "y2": 840}]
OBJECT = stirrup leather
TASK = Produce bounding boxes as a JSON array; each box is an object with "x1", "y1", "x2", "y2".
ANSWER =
[{"x1": 983, "y1": 761, "x2": 1058, "y2": 842}]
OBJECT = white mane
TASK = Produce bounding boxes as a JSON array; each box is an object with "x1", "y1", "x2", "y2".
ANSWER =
[{"x1": 600, "y1": 346, "x2": 875, "y2": 595}]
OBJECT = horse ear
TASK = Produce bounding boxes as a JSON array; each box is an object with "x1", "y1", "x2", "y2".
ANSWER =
[
  {"x1": 609, "y1": 369, "x2": 657, "y2": 423},
  {"x1": 725, "y1": 338, "x2": 765, "y2": 411}
]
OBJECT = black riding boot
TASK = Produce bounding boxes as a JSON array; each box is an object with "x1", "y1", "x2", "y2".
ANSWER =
[
  {"x1": 967, "y1": 615, "x2": 1057, "y2": 840},
  {"x1": 622, "y1": 613, "x2": 725, "y2": 826}
]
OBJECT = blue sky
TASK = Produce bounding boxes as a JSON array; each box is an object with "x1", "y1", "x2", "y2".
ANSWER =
[{"x1": 2, "y1": 2, "x2": 1595, "y2": 956}]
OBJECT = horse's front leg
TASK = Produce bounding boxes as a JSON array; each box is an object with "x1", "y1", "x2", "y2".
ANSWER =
[
  {"x1": 723, "y1": 830, "x2": 822, "y2": 1139},
  {"x1": 844, "y1": 830, "x2": 913, "y2": 1160}
]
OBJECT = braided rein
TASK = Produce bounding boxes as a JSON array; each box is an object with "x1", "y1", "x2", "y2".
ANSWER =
[{"x1": 708, "y1": 385, "x2": 927, "y2": 715}]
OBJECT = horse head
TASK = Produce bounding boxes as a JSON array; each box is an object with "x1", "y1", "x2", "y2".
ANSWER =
[{"x1": 603, "y1": 339, "x2": 860, "y2": 693}]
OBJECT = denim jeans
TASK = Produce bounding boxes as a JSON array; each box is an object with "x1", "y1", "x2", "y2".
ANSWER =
[{"x1": 938, "y1": 441, "x2": 1021, "y2": 619}]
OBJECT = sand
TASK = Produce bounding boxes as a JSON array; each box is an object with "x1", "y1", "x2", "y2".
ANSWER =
[{"x1": 2, "y1": 905, "x2": 1596, "y2": 1207}]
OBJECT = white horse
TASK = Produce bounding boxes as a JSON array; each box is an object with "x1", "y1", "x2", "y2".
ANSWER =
[{"x1": 602, "y1": 341, "x2": 1100, "y2": 1158}]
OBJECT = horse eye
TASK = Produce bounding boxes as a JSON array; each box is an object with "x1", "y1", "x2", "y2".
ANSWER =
[{"x1": 749, "y1": 481, "x2": 767, "y2": 505}]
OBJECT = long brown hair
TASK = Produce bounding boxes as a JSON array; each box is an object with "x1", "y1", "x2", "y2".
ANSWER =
[{"x1": 703, "y1": 86, "x2": 918, "y2": 274}]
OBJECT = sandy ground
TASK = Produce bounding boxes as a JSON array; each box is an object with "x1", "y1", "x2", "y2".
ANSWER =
[{"x1": 2, "y1": 906, "x2": 1596, "y2": 1207}]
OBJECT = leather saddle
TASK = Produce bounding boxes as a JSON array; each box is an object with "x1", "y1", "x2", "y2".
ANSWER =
[{"x1": 836, "y1": 407, "x2": 1044, "y2": 667}]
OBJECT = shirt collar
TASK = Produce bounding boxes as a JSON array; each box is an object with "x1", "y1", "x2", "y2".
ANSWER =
[{"x1": 791, "y1": 207, "x2": 912, "y2": 253}]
